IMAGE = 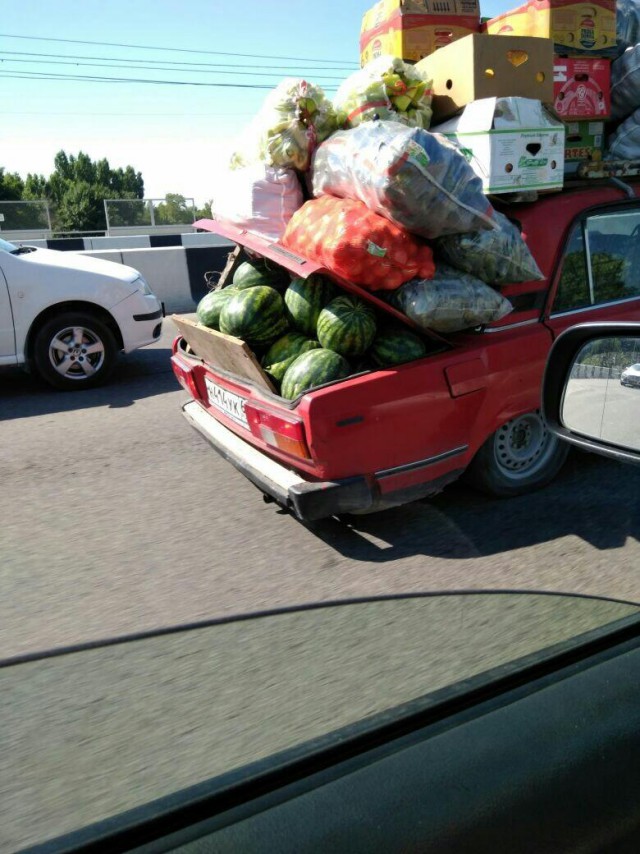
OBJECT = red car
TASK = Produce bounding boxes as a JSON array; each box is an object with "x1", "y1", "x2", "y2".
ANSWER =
[{"x1": 172, "y1": 180, "x2": 640, "y2": 521}]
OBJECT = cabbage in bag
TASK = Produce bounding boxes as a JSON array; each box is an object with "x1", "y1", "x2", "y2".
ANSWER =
[
  {"x1": 230, "y1": 79, "x2": 338, "y2": 172},
  {"x1": 334, "y1": 55, "x2": 433, "y2": 130},
  {"x1": 436, "y1": 211, "x2": 544, "y2": 285},
  {"x1": 388, "y1": 264, "x2": 513, "y2": 333}
]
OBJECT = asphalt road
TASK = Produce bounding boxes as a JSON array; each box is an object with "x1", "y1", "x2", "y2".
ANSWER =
[{"x1": 3, "y1": 320, "x2": 640, "y2": 848}]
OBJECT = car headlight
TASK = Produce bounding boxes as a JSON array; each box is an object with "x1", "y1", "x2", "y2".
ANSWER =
[{"x1": 135, "y1": 276, "x2": 154, "y2": 296}]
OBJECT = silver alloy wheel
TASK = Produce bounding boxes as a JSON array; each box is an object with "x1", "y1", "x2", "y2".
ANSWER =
[
  {"x1": 48, "y1": 325, "x2": 105, "y2": 381},
  {"x1": 493, "y1": 410, "x2": 556, "y2": 480}
]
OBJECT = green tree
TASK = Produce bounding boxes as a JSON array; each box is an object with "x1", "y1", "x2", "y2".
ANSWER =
[
  {"x1": 154, "y1": 193, "x2": 194, "y2": 225},
  {"x1": 195, "y1": 199, "x2": 213, "y2": 220},
  {"x1": 45, "y1": 150, "x2": 145, "y2": 232},
  {"x1": 0, "y1": 168, "x2": 25, "y2": 201}
]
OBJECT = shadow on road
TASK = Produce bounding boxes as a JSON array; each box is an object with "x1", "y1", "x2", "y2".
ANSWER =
[
  {"x1": 0, "y1": 346, "x2": 179, "y2": 420},
  {"x1": 309, "y1": 452, "x2": 640, "y2": 561}
]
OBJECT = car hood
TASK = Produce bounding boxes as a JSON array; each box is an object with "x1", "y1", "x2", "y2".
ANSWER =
[{"x1": 18, "y1": 247, "x2": 140, "y2": 285}]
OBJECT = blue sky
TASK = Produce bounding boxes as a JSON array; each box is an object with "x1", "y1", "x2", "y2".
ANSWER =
[{"x1": 1, "y1": 0, "x2": 510, "y2": 203}]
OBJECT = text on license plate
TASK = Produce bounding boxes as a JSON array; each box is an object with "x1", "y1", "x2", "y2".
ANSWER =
[{"x1": 205, "y1": 378, "x2": 248, "y2": 427}]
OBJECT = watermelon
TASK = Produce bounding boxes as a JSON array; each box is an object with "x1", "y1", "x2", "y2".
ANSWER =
[
  {"x1": 219, "y1": 286, "x2": 289, "y2": 346},
  {"x1": 281, "y1": 348, "x2": 351, "y2": 400},
  {"x1": 261, "y1": 332, "x2": 320, "y2": 384},
  {"x1": 370, "y1": 327, "x2": 428, "y2": 367},
  {"x1": 233, "y1": 258, "x2": 289, "y2": 291},
  {"x1": 196, "y1": 287, "x2": 238, "y2": 330},
  {"x1": 316, "y1": 295, "x2": 377, "y2": 357},
  {"x1": 284, "y1": 275, "x2": 337, "y2": 336}
]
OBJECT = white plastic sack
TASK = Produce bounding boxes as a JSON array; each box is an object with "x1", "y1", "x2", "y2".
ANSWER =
[
  {"x1": 610, "y1": 45, "x2": 640, "y2": 122},
  {"x1": 606, "y1": 107, "x2": 640, "y2": 160},
  {"x1": 311, "y1": 121, "x2": 496, "y2": 240},
  {"x1": 617, "y1": 0, "x2": 640, "y2": 56},
  {"x1": 211, "y1": 165, "x2": 303, "y2": 242}
]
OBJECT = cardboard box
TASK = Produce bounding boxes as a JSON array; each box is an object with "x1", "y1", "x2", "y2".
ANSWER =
[
  {"x1": 360, "y1": 0, "x2": 480, "y2": 65},
  {"x1": 553, "y1": 57, "x2": 610, "y2": 118},
  {"x1": 416, "y1": 34, "x2": 554, "y2": 122},
  {"x1": 563, "y1": 119, "x2": 605, "y2": 173},
  {"x1": 435, "y1": 97, "x2": 565, "y2": 193},
  {"x1": 484, "y1": 0, "x2": 617, "y2": 58}
]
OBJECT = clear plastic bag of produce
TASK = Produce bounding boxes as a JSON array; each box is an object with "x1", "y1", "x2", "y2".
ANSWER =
[
  {"x1": 617, "y1": 0, "x2": 640, "y2": 57},
  {"x1": 435, "y1": 211, "x2": 544, "y2": 286},
  {"x1": 610, "y1": 45, "x2": 640, "y2": 122},
  {"x1": 606, "y1": 107, "x2": 640, "y2": 159},
  {"x1": 230, "y1": 79, "x2": 338, "y2": 172},
  {"x1": 333, "y1": 55, "x2": 433, "y2": 130},
  {"x1": 211, "y1": 164, "x2": 303, "y2": 241},
  {"x1": 387, "y1": 264, "x2": 513, "y2": 333},
  {"x1": 311, "y1": 121, "x2": 496, "y2": 240},
  {"x1": 282, "y1": 195, "x2": 435, "y2": 291}
]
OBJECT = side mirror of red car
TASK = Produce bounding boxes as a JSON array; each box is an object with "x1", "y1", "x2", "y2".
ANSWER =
[{"x1": 542, "y1": 322, "x2": 640, "y2": 466}]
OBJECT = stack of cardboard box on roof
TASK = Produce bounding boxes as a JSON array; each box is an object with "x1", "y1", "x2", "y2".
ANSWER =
[{"x1": 358, "y1": 0, "x2": 619, "y2": 191}]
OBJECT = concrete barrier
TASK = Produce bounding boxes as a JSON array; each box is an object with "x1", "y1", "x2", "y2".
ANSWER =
[{"x1": 82, "y1": 245, "x2": 232, "y2": 313}]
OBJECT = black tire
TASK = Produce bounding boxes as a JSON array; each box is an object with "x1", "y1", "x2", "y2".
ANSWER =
[
  {"x1": 33, "y1": 311, "x2": 118, "y2": 391},
  {"x1": 465, "y1": 409, "x2": 570, "y2": 498}
]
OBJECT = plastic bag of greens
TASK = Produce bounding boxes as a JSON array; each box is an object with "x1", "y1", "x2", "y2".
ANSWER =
[
  {"x1": 387, "y1": 264, "x2": 513, "y2": 333},
  {"x1": 311, "y1": 121, "x2": 496, "y2": 239},
  {"x1": 230, "y1": 79, "x2": 338, "y2": 172},
  {"x1": 606, "y1": 107, "x2": 640, "y2": 159},
  {"x1": 334, "y1": 55, "x2": 433, "y2": 130},
  {"x1": 436, "y1": 211, "x2": 543, "y2": 285}
]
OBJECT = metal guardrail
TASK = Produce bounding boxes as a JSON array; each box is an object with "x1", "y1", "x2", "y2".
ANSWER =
[{"x1": 571, "y1": 363, "x2": 624, "y2": 379}]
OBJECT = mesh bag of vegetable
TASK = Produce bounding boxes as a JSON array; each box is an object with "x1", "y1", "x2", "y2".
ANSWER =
[
  {"x1": 435, "y1": 211, "x2": 544, "y2": 285},
  {"x1": 333, "y1": 55, "x2": 433, "y2": 130},
  {"x1": 387, "y1": 264, "x2": 513, "y2": 333},
  {"x1": 230, "y1": 79, "x2": 338, "y2": 173},
  {"x1": 282, "y1": 195, "x2": 435, "y2": 291},
  {"x1": 311, "y1": 121, "x2": 496, "y2": 240}
]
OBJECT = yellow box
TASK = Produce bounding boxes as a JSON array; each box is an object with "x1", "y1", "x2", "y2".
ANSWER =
[
  {"x1": 360, "y1": 0, "x2": 480, "y2": 65},
  {"x1": 483, "y1": 0, "x2": 617, "y2": 57}
]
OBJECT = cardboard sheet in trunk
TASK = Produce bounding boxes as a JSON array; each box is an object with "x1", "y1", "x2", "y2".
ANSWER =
[{"x1": 172, "y1": 314, "x2": 276, "y2": 393}]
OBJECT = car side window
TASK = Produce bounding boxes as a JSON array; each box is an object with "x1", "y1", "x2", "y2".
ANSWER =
[{"x1": 552, "y1": 208, "x2": 640, "y2": 315}]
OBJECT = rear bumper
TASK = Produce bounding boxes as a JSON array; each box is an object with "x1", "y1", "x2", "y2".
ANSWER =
[{"x1": 183, "y1": 401, "x2": 375, "y2": 521}]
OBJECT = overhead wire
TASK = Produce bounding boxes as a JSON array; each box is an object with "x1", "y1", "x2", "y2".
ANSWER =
[
  {"x1": 0, "y1": 32, "x2": 359, "y2": 66},
  {"x1": 0, "y1": 70, "x2": 339, "y2": 90},
  {"x1": 0, "y1": 48, "x2": 356, "y2": 72},
  {"x1": 0, "y1": 56, "x2": 346, "y2": 81}
]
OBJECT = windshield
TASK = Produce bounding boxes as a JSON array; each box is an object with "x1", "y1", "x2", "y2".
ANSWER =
[
  {"x1": 2, "y1": 592, "x2": 638, "y2": 850},
  {"x1": 6, "y1": 3, "x2": 640, "y2": 853},
  {"x1": 0, "y1": 237, "x2": 18, "y2": 253}
]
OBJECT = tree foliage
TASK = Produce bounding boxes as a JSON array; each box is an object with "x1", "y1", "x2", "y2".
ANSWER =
[{"x1": 1, "y1": 151, "x2": 144, "y2": 232}]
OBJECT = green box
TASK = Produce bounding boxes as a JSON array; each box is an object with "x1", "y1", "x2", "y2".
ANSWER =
[{"x1": 564, "y1": 120, "x2": 605, "y2": 173}]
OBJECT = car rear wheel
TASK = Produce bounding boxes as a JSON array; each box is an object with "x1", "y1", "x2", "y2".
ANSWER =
[
  {"x1": 465, "y1": 410, "x2": 569, "y2": 497},
  {"x1": 33, "y1": 311, "x2": 118, "y2": 390}
]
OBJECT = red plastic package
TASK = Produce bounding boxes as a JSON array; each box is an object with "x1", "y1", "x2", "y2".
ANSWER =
[{"x1": 282, "y1": 195, "x2": 434, "y2": 291}]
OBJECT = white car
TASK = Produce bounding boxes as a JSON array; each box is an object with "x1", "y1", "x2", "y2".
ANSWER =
[
  {"x1": 620, "y1": 363, "x2": 640, "y2": 388},
  {"x1": 0, "y1": 237, "x2": 163, "y2": 390}
]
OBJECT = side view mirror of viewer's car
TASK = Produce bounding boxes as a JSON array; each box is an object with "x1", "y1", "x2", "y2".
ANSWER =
[{"x1": 542, "y1": 322, "x2": 640, "y2": 465}]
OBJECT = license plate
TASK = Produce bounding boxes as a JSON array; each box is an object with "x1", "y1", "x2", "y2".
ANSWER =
[{"x1": 205, "y1": 377, "x2": 248, "y2": 428}]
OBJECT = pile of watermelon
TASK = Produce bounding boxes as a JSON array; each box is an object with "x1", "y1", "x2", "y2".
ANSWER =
[{"x1": 195, "y1": 257, "x2": 429, "y2": 400}]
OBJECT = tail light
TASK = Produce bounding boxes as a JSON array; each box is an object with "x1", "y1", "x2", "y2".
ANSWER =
[
  {"x1": 244, "y1": 404, "x2": 311, "y2": 460},
  {"x1": 172, "y1": 356, "x2": 200, "y2": 399}
]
